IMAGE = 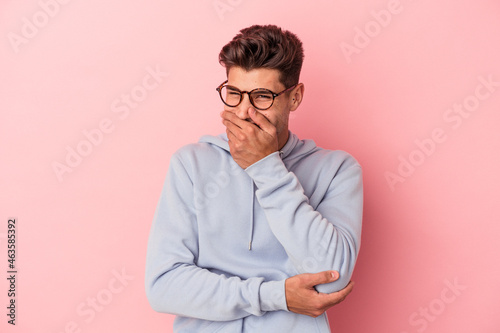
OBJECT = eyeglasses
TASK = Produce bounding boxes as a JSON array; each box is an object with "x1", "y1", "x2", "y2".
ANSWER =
[{"x1": 216, "y1": 80, "x2": 297, "y2": 111}]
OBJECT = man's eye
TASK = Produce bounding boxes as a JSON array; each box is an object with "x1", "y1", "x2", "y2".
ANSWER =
[
  {"x1": 255, "y1": 94, "x2": 272, "y2": 100},
  {"x1": 228, "y1": 91, "x2": 241, "y2": 96}
]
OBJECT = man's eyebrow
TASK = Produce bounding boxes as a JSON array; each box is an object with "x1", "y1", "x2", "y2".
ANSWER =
[
  {"x1": 226, "y1": 84, "x2": 273, "y2": 92},
  {"x1": 225, "y1": 85, "x2": 240, "y2": 91}
]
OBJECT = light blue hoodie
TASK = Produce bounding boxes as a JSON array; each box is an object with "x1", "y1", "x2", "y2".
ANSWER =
[{"x1": 145, "y1": 131, "x2": 363, "y2": 332}]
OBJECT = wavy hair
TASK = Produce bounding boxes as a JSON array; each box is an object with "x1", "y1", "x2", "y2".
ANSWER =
[{"x1": 219, "y1": 25, "x2": 304, "y2": 89}]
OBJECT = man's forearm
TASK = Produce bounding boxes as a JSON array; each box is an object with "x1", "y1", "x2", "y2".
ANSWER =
[
  {"x1": 245, "y1": 152, "x2": 363, "y2": 293},
  {"x1": 145, "y1": 261, "x2": 287, "y2": 320}
]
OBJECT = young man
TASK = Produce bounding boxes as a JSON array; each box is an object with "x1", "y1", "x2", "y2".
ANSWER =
[{"x1": 145, "y1": 25, "x2": 363, "y2": 332}]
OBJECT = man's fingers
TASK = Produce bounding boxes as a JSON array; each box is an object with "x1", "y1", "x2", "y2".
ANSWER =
[
  {"x1": 221, "y1": 109, "x2": 273, "y2": 136},
  {"x1": 306, "y1": 271, "x2": 340, "y2": 288},
  {"x1": 221, "y1": 110, "x2": 249, "y2": 129},
  {"x1": 285, "y1": 273, "x2": 353, "y2": 318},
  {"x1": 334, "y1": 281, "x2": 354, "y2": 298},
  {"x1": 322, "y1": 281, "x2": 354, "y2": 305},
  {"x1": 247, "y1": 108, "x2": 274, "y2": 135},
  {"x1": 221, "y1": 110, "x2": 269, "y2": 143},
  {"x1": 221, "y1": 111, "x2": 242, "y2": 130},
  {"x1": 221, "y1": 111, "x2": 249, "y2": 144},
  {"x1": 220, "y1": 108, "x2": 279, "y2": 168},
  {"x1": 222, "y1": 117, "x2": 240, "y2": 137}
]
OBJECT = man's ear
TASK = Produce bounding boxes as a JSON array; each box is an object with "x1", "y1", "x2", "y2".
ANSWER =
[{"x1": 289, "y1": 83, "x2": 304, "y2": 112}]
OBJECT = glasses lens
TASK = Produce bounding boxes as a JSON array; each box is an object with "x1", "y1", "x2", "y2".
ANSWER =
[
  {"x1": 250, "y1": 90, "x2": 274, "y2": 110},
  {"x1": 220, "y1": 86, "x2": 241, "y2": 106}
]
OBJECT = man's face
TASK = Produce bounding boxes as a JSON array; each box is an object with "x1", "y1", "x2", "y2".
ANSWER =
[{"x1": 224, "y1": 66, "x2": 298, "y2": 149}]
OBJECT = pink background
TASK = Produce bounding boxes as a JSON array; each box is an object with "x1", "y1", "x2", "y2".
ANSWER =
[{"x1": 1, "y1": 0, "x2": 499, "y2": 332}]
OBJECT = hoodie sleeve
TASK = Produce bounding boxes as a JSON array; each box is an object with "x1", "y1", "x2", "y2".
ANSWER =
[
  {"x1": 145, "y1": 152, "x2": 288, "y2": 320},
  {"x1": 244, "y1": 151, "x2": 363, "y2": 294}
]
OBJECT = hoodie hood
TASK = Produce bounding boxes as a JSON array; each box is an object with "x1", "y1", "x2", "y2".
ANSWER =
[{"x1": 199, "y1": 133, "x2": 230, "y2": 152}]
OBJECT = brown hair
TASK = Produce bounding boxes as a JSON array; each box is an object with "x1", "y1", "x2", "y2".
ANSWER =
[{"x1": 218, "y1": 25, "x2": 304, "y2": 89}]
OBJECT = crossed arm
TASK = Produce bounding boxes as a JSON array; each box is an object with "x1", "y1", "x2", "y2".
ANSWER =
[{"x1": 221, "y1": 107, "x2": 358, "y2": 316}]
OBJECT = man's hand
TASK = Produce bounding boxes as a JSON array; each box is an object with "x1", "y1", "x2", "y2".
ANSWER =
[
  {"x1": 221, "y1": 108, "x2": 278, "y2": 169},
  {"x1": 285, "y1": 271, "x2": 354, "y2": 318}
]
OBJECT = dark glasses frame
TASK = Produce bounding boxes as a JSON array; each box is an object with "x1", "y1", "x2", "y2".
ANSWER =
[{"x1": 216, "y1": 80, "x2": 298, "y2": 110}]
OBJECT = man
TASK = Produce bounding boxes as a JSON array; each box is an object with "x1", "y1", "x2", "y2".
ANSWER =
[{"x1": 145, "y1": 24, "x2": 363, "y2": 332}]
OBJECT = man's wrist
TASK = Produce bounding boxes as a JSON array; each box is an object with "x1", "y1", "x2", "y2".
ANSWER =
[{"x1": 244, "y1": 152, "x2": 288, "y2": 187}]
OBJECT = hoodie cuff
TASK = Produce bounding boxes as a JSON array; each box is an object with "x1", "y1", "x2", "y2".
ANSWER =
[
  {"x1": 245, "y1": 152, "x2": 288, "y2": 188},
  {"x1": 259, "y1": 280, "x2": 288, "y2": 312}
]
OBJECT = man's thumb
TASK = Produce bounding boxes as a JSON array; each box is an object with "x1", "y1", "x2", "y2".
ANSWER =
[
  {"x1": 248, "y1": 108, "x2": 271, "y2": 131},
  {"x1": 311, "y1": 271, "x2": 339, "y2": 286}
]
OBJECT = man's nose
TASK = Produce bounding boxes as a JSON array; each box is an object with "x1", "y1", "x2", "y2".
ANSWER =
[{"x1": 234, "y1": 93, "x2": 253, "y2": 119}]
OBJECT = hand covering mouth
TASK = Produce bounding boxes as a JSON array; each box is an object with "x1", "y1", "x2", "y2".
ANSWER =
[{"x1": 245, "y1": 119, "x2": 261, "y2": 128}]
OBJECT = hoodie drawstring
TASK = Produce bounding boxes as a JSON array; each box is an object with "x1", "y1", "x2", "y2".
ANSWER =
[{"x1": 248, "y1": 181, "x2": 255, "y2": 251}]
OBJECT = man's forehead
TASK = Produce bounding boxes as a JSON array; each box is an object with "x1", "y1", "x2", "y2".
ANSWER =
[{"x1": 227, "y1": 67, "x2": 283, "y2": 90}]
